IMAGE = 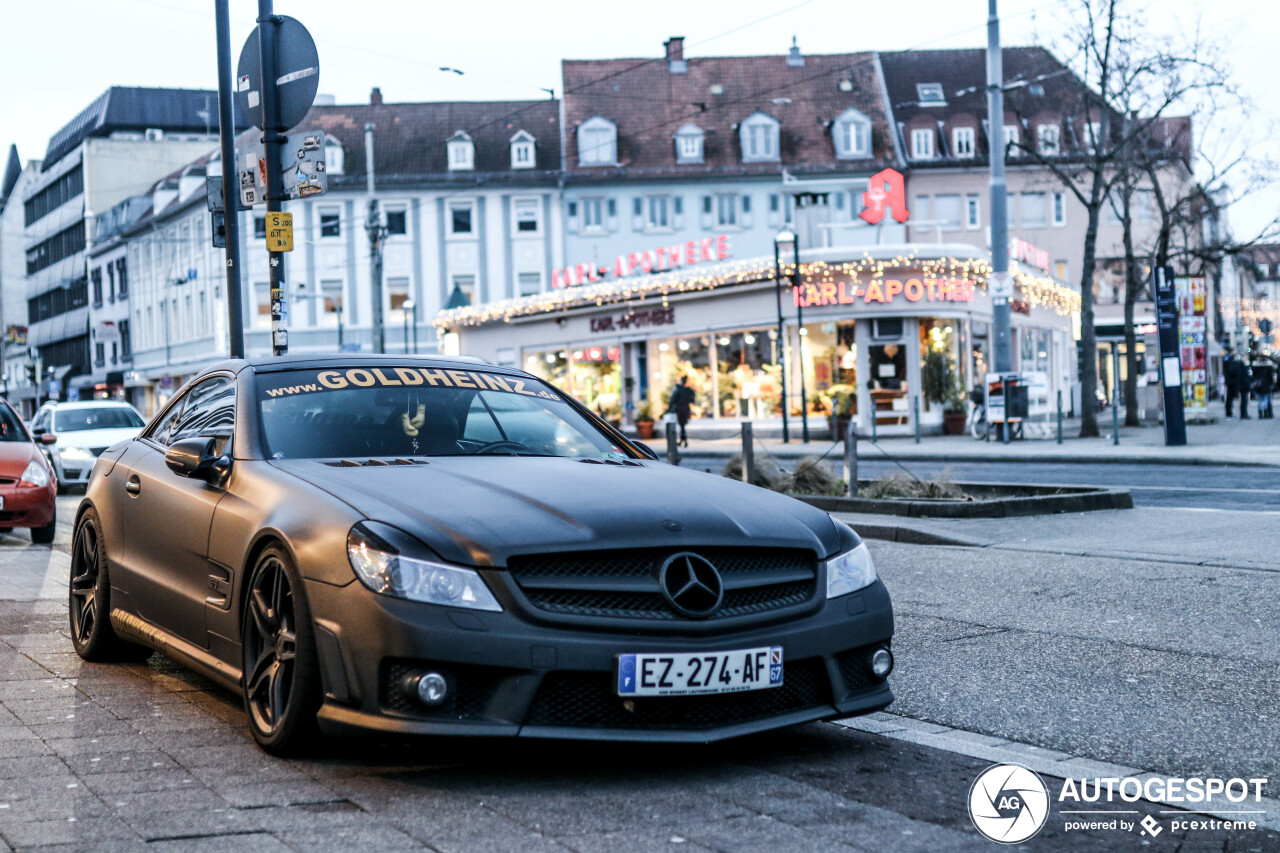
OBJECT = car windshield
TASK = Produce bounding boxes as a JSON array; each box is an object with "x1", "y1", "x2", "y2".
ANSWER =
[
  {"x1": 0, "y1": 406, "x2": 27, "y2": 443},
  {"x1": 54, "y1": 407, "x2": 145, "y2": 432},
  {"x1": 256, "y1": 366, "x2": 633, "y2": 461}
]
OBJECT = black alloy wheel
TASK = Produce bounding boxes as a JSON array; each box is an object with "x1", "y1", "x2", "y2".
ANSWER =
[
  {"x1": 69, "y1": 509, "x2": 150, "y2": 662},
  {"x1": 242, "y1": 545, "x2": 321, "y2": 754}
]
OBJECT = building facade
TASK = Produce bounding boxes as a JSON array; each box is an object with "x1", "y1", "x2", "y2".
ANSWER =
[
  {"x1": 20, "y1": 87, "x2": 225, "y2": 405},
  {"x1": 0, "y1": 147, "x2": 41, "y2": 414}
]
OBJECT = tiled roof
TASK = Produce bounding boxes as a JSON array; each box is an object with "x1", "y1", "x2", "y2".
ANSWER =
[
  {"x1": 301, "y1": 100, "x2": 561, "y2": 186},
  {"x1": 561, "y1": 49, "x2": 899, "y2": 180}
]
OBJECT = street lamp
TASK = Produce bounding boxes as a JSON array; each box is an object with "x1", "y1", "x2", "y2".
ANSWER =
[
  {"x1": 772, "y1": 231, "x2": 793, "y2": 443},
  {"x1": 402, "y1": 299, "x2": 416, "y2": 354},
  {"x1": 775, "y1": 228, "x2": 810, "y2": 442}
]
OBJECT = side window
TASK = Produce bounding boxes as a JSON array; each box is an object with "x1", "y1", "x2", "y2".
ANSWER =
[
  {"x1": 32, "y1": 411, "x2": 50, "y2": 433},
  {"x1": 147, "y1": 398, "x2": 186, "y2": 446},
  {"x1": 169, "y1": 376, "x2": 236, "y2": 453}
]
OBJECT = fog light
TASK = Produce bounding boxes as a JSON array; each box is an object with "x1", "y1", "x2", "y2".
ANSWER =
[
  {"x1": 415, "y1": 672, "x2": 448, "y2": 706},
  {"x1": 870, "y1": 647, "x2": 893, "y2": 678}
]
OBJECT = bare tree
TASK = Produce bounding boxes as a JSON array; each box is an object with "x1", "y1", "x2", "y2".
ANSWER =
[{"x1": 1009, "y1": 0, "x2": 1228, "y2": 436}]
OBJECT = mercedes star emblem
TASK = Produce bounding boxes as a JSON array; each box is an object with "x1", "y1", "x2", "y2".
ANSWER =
[{"x1": 658, "y1": 552, "x2": 724, "y2": 618}]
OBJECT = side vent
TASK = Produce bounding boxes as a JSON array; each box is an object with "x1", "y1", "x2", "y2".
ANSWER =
[{"x1": 323, "y1": 458, "x2": 431, "y2": 468}]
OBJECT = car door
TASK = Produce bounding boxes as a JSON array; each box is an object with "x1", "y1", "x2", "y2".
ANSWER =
[{"x1": 112, "y1": 375, "x2": 236, "y2": 649}]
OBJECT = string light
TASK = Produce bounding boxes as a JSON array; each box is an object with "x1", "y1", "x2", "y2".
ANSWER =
[{"x1": 434, "y1": 247, "x2": 1081, "y2": 330}]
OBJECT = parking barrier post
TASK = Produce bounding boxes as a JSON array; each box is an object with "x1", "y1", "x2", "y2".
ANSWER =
[
  {"x1": 913, "y1": 396, "x2": 920, "y2": 444},
  {"x1": 665, "y1": 422, "x2": 679, "y2": 465},
  {"x1": 741, "y1": 422, "x2": 755, "y2": 485},
  {"x1": 1057, "y1": 390, "x2": 1064, "y2": 445},
  {"x1": 844, "y1": 419, "x2": 858, "y2": 496}
]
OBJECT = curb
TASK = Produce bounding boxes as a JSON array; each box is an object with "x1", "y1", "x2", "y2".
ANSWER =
[
  {"x1": 674, "y1": 449, "x2": 1280, "y2": 468},
  {"x1": 795, "y1": 483, "x2": 1133, "y2": 518},
  {"x1": 829, "y1": 712, "x2": 1280, "y2": 831}
]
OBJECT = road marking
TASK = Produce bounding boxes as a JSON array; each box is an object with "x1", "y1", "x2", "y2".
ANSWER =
[{"x1": 829, "y1": 713, "x2": 1280, "y2": 830}]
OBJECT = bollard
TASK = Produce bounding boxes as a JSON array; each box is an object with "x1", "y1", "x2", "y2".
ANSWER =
[
  {"x1": 844, "y1": 418, "x2": 858, "y2": 496},
  {"x1": 1001, "y1": 377, "x2": 1010, "y2": 445},
  {"x1": 913, "y1": 395, "x2": 921, "y2": 444},
  {"x1": 741, "y1": 422, "x2": 755, "y2": 485},
  {"x1": 665, "y1": 422, "x2": 680, "y2": 465},
  {"x1": 1111, "y1": 348, "x2": 1121, "y2": 446},
  {"x1": 1057, "y1": 389, "x2": 1064, "y2": 445},
  {"x1": 871, "y1": 410, "x2": 878, "y2": 443}
]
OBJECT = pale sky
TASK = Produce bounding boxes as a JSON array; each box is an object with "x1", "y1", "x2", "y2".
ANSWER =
[{"x1": 2, "y1": 0, "x2": 1276, "y2": 238}]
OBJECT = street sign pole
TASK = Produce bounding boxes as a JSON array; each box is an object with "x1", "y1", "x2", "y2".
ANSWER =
[
  {"x1": 257, "y1": 0, "x2": 288, "y2": 357},
  {"x1": 1154, "y1": 265, "x2": 1187, "y2": 446},
  {"x1": 987, "y1": 0, "x2": 1013, "y2": 375},
  {"x1": 214, "y1": 0, "x2": 245, "y2": 359}
]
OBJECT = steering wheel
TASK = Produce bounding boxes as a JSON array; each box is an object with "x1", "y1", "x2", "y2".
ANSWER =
[{"x1": 473, "y1": 440, "x2": 532, "y2": 455}]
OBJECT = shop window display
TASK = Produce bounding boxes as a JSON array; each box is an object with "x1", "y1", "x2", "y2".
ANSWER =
[
  {"x1": 867, "y1": 342, "x2": 908, "y2": 425},
  {"x1": 919, "y1": 319, "x2": 960, "y2": 414},
  {"x1": 713, "y1": 330, "x2": 781, "y2": 419},
  {"x1": 807, "y1": 322, "x2": 858, "y2": 426},
  {"x1": 525, "y1": 349, "x2": 570, "y2": 394},
  {"x1": 572, "y1": 346, "x2": 622, "y2": 424},
  {"x1": 652, "y1": 336, "x2": 716, "y2": 420}
]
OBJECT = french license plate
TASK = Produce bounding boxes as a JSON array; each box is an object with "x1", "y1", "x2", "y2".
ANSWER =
[{"x1": 617, "y1": 646, "x2": 783, "y2": 696}]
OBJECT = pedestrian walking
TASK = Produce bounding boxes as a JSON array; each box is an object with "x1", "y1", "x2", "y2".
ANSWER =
[
  {"x1": 1223, "y1": 346, "x2": 1250, "y2": 419},
  {"x1": 1252, "y1": 357, "x2": 1275, "y2": 419},
  {"x1": 666, "y1": 375, "x2": 696, "y2": 448}
]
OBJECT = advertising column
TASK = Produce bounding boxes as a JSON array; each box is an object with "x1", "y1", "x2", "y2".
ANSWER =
[{"x1": 1176, "y1": 276, "x2": 1207, "y2": 416}]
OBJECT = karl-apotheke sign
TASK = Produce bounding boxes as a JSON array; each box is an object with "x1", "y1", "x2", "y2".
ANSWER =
[{"x1": 553, "y1": 235, "x2": 731, "y2": 289}]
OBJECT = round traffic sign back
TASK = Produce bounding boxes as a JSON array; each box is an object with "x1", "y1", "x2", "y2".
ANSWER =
[{"x1": 236, "y1": 16, "x2": 320, "y2": 131}]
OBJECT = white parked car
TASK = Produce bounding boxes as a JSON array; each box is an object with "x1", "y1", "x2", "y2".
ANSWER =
[{"x1": 30, "y1": 401, "x2": 146, "y2": 493}]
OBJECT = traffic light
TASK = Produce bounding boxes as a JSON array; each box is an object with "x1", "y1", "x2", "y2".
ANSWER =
[{"x1": 25, "y1": 364, "x2": 36, "y2": 385}]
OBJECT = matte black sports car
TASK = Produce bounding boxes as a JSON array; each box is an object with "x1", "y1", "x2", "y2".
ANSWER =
[{"x1": 71, "y1": 355, "x2": 894, "y2": 754}]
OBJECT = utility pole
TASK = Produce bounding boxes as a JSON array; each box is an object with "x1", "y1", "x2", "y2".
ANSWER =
[
  {"x1": 258, "y1": 0, "x2": 287, "y2": 356},
  {"x1": 987, "y1": 0, "x2": 1013, "y2": 374},
  {"x1": 365, "y1": 123, "x2": 386, "y2": 354},
  {"x1": 214, "y1": 0, "x2": 244, "y2": 358}
]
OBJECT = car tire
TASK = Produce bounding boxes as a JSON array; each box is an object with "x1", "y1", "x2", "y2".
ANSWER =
[
  {"x1": 31, "y1": 506, "x2": 56, "y2": 545},
  {"x1": 69, "y1": 508, "x2": 152, "y2": 662},
  {"x1": 241, "y1": 543, "x2": 323, "y2": 756}
]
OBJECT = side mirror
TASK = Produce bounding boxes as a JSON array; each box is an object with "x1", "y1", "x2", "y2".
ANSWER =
[
  {"x1": 165, "y1": 437, "x2": 228, "y2": 482},
  {"x1": 39, "y1": 433, "x2": 57, "y2": 445}
]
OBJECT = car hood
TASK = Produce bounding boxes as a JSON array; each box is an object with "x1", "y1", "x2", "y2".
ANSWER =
[
  {"x1": 53, "y1": 428, "x2": 141, "y2": 451},
  {"x1": 0, "y1": 442, "x2": 35, "y2": 479},
  {"x1": 270, "y1": 457, "x2": 841, "y2": 567}
]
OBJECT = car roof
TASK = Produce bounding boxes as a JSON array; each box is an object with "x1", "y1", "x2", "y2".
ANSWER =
[
  {"x1": 43, "y1": 400, "x2": 138, "y2": 410},
  {"x1": 205, "y1": 353, "x2": 506, "y2": 376}
]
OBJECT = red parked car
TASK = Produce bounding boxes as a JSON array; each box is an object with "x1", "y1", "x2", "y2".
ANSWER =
[{"x1": 0, "y1": 400, "x2": 57, "y2": 543}]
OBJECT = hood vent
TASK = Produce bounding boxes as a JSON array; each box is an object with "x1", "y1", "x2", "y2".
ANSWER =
[
  {"x1": 322, "y1": 458, "x2": 430, "y2": 468},
  {"x1": 578, "y1": 458, "x2": 643, "y2": 468}
]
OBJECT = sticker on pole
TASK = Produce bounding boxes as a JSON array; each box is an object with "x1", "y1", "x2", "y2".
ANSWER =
[
  {"x1": 989, "y1": 271, "x2": 1014, "y2": 299},
  {"x1": 265, "y1": 212, "x2": 294, "y2": 252}
]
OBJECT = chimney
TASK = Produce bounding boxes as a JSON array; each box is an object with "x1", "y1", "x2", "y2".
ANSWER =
[
  {"x1": 786, "y1": 35, "x2": 804, "y2": 67},
  {"x1": 665, "y1": 37, "x2": 687, "y2": 74},
  {"x1": 370, "y1": 87, "x2": 383, "y2": 106}
]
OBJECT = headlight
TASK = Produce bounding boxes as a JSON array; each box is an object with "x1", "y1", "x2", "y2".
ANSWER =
[
  {"x1": 19, "y1": 460, "x2": 49, "y2": 488},
  {"x1": 346, "y1": 524, "x2": 502, "y2": 612},
  {"x1": 826, "y1": 542, "x2": 877, "y2": 599},
  {"x1": 59, "y1": 446, "x2": 94, "y2": 462}
]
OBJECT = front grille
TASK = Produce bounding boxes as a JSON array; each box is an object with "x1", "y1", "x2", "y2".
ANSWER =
[
  {"x1": 525, "y1": 658, "x2": 831, "y2": 730},
  {"x1": 835, "y1": 645, "x2": 886, "y2": 696},
  {"x1": 509, "y1": 547, "x2": 819, "y2": 623},
  {"x1": 380, "y1": 660, "x2": 511, "y2": 721},
  {"x1": 62, "y1": 469, "x2": 83, "y2": 479}
]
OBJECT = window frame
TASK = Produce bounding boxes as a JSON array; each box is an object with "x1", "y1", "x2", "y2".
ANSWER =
[
  {"x1": 911, "y1": 128, "x2": 935, "y2": 159},
  {"x1": 447, "y1": 132, "x2": 475, "y2": 171},
  {"x1": 739, "y1": 112, "x2": 780, "y2": 163},
  {"x1": 951, "y1": 127, "x2": 975, "y2": 158},
  {"x1": 577, "y1": 116, "x2": 618, "y2": 167},
  {"x1": 1052, "y1": 191, "x2": 1067, "y2": 227},
  {"x1": 1037, "y1": 124, "x2": 1061, "y2": 156},
  {"x1": 581, "y1": 197, "x2": 605, "y2": 233},
  {"x1": 318, "y1": 208, "x2": 341, "y2": 239},
  {"x1": 448, "y1": 200, "x2": 476, "y2": 237},
  {"x1": 510, "y1": 130, "x2": 536, "y2": 170},
  {"x1": 715, "y1": 193, "x2": 739, "y2": 228},
  {"x1": 965, "y1": 194, "x2": 981, "y2": 230},
  {"x1": 645, "y1": 195, "x2": 671, "y2": 231},
  {"x1": 833, "y1": 108, "x2": 871, "y2": 159},
  {"x1": 513, "y1": 197, "x2": 541, "y2": 235}
]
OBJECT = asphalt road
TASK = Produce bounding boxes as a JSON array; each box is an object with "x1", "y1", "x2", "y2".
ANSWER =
[{"x1": 676, "y1": 456, "x2": 1280, "y2": 510}]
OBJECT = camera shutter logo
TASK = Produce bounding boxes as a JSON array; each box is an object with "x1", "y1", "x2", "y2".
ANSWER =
[{"x1": 968, "y1": 763, "x2": 1050, "y2": 844}]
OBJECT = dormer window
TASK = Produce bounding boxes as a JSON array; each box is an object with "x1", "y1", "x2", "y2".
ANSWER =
[
  {"x1": 1037, "y1": 123, "x2": 1061, "y2": 155},
  {"x1": 510, "y1": 130, "x2": 535, "y2": 170},
  {"x1": 911, "y1": 127, "x2": 935, "y2": 159},
  {"x1": 917, "y1": 83, "x2": 946, "y2": 106},
  {"x1": 577, "y1": 116, "x2": 617, "y2": 166},
  {"x1": 674, "y1": 123, "x2": 704, "y2": 164},
  {"x1": 324, "y1": 137, "x2": 344, "y2": 175},
  {"x1": 740, "y1": 111, "x2": 780, "y2": 163},
  {"x1": 447, "y1": 131, "x2": 474, "y2": 171},
  {"x1": 833, "y1": 108, "x2": 871, "y2": 159},
  {"x1": 952, "y1": 126, "x2": 975, "y2": 158}
]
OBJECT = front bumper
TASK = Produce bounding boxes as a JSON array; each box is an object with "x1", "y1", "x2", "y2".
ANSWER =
[
  {"x1": 305, "y1": 576, "x2": 894, "y2": 742},
  {"x1": 0, "y1": 481, "x2": 56, "y2": 528},
  {"x1": 52, "y1": 453, "x2": 96, "y2": 485}
]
